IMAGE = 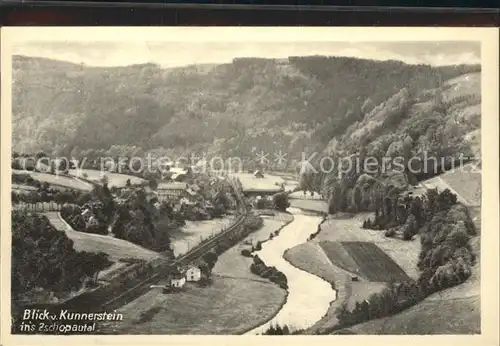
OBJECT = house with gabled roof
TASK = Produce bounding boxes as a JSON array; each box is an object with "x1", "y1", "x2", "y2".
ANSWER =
[{"x1": 185, "y1": 265, "x2": 202, "y2": 282}]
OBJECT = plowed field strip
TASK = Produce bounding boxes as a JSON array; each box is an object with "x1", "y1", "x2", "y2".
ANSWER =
[{"x1": 341, "y1": 242, "x2": 411, "y2": 282}]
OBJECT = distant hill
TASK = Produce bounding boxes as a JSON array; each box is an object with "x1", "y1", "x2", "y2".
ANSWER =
[{"x1": 12, "y1": 55, "x2": 480, "y2": 167}]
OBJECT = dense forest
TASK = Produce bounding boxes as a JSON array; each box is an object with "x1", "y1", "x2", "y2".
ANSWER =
[
  {"x1": 298, "y1": 69, "x2": 481, "y2": 209},
  {"x1": 12, "y1": 55, "x2": 480, "y2": 168}
]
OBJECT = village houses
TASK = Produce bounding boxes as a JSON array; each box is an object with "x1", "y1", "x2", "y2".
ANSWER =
[{"x1": 164, "y1": 264, "x2": 203, "y2": 291}]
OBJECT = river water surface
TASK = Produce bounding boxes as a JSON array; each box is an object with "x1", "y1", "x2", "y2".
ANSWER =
[{"x1": 246, "y1": 207, "x2": 336, "y2": 334}]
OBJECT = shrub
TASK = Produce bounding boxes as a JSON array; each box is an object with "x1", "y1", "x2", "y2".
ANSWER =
[
  {"x1": 279, "y1": 283, "x2": 289, "y2": 290},
  {"x1": 385, "y1": 229, "x2": 396, "y2": 237},
  {"x1": 273, "y1": 192, "x2": 290, "y2": 212}
]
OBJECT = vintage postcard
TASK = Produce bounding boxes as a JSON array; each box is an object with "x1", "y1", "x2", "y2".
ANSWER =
[{"x1": 1, "y1": 27, "x2": 498, "y2": 346}]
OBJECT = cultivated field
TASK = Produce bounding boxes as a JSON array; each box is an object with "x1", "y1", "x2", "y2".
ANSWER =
[
  {"x1": 289, "y1": 199, "x2": 328, "y2": 213},
  {"x1": 317, "y1": 213, "x2": 381, "y2": 242},
  {"x1": 284, "y1": 242, "x2": 343, "y2": 286},
  {"x1": 68, "y1": 169, "x2": 145, "y2": 188},
  {"x1": 13, "y1": 170, "x2": 93, "y2": 191},
  {"x1": 346, "y1": 281, "x2": 387, "y2": 311},
  {"x1": 12, "y1": 183, "x2": 38, "y2": 193},
  {"x1": 441, "y1": 165, "x2": 481, "y2": 206},
  {"x1": 289, "y1": 191, "x2": 322, "y2": 200},
  {"x1": 232, "y1": 172, "x2": 284, "y2": 192},
  {"x1": 170, "y1": 216, "x2": 237, "y2": 257},
  {"x1": 339, "y1": 230, "x2": 481, "y2": 335},
  {"x1": 44, "y1": 212, "x2": 160, "y2": 262},
  {"x1": 315, "y1": 214, "x2": 421, "y2": 280},
  {"x1": 419, "y1": 164, "x2": 481, "y2": 208},
  {"x1": 343, "y1": 295, "x2": 480, "y2": 334},
  {"x1": 96, "y1": 261, "x2": 131, "y2": 282},
  {"x1": 266, "y1": 171, "x2": 299, "y2": 191},
  {"x1": 318, "y1": 241, "x2": 361, "y2": 275},
  {"x1": 341, "y1": 242, "x2": 411, "y2": 282},
  {"x1": 283, "y1": 242, "x2": 386, "y2": 333}
]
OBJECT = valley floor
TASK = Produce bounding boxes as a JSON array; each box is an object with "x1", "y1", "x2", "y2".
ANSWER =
[{"x1": 100, "y1": 214, "x2": 292, "y2": 334}]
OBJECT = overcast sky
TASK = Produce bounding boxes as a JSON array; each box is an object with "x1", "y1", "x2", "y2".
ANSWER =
[{"x1": 12, "y1": 40, "x2": 480, "y2": 68}]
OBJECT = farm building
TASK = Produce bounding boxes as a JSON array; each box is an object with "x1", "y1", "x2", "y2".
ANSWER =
[
  {"x1": 169, "y1": 268, "x2": 187, "y2": 289},
  {"x1": 157, "y1": 181, "x2": 204, "y2": 204},
  {"x1": 171, "y1": 276, "x2": 186, "y2": 289},
  {"x1": 185, "y1": 265, "x2": 202, "y2": 282},
  {"x1": 157, "y1": 182, "x2": 188, "y2": 202}
]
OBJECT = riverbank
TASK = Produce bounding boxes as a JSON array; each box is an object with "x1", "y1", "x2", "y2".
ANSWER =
[
  {"x1": 246, "y1": 207, "x2": 335, "y2": 334},
  {"x1": 214, "y1": 212, "x2": 293, "y2": 281},
  {"x1": 284, "y1": 211, "x2": 421, "y2": 334},
  {"x1": 289, "y1": 198, "x2": 328, "y2": 214}
]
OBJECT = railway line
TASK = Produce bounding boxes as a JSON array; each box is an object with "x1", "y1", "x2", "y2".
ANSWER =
[{"x1": 99, "y1": 175, "x2": 249, "y2": 310}]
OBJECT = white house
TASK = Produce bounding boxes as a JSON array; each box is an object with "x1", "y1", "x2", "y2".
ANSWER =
[
  {"x1": 169, "y1": 267, "x2": 187, "y2": 288},
  {"x1": 186, "y1": 266, "x2": 202, "y2": 282},
  {"x1": 171, "y1": 276, "x2": 186, "y2": 288}
]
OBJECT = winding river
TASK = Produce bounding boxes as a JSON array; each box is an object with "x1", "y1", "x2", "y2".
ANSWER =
[{"x1": 246, "y1": 207, "x2": 336, "y2": 334}]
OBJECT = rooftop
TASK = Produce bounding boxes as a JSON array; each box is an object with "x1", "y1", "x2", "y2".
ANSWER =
[{"x1": 157, "y1": 182, "x2": 187, "y2": 190}]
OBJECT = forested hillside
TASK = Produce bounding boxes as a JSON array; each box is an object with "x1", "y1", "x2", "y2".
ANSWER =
[
  {"x1": 313, "y1": 69, "x2": 481, "y2": 216},
  {"x1": 12, "y1": 55, "x2": 479, "y2": 165}
]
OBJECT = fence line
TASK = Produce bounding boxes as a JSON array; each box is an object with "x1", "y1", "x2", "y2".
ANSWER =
[{"x1": 12, "y1": 202, "x2": 69, "y2": 212}]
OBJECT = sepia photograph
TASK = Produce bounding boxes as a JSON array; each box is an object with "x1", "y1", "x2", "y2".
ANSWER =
[{"x1": 1, "y1": 27, "x2": 498, "y2": 344}]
